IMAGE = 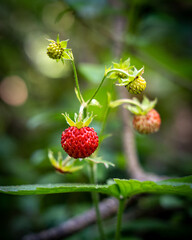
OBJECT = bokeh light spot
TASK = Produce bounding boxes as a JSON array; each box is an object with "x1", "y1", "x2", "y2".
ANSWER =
[{"x1": 0, "y1": 76, "x2": 28, "y2": 106}]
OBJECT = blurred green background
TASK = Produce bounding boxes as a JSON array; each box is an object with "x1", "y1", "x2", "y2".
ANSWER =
[{"x1": 0, "y1": 0, "x2": 192, "y2": 239}]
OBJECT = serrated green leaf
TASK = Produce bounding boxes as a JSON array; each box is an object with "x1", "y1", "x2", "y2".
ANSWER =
[
  {"x1": 1, "y1": 176, "x2": 191, "y2": 199},
  {"x1": 113, "y1": 176, "x2": 192, "y2": 198}
]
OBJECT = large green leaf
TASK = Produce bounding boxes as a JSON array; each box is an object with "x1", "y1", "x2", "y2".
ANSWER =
[
  {"x1": 0, "y1": 183, "x2": 110, "y2": 196},
  {"x1": 113, "y1": 176, "x2": 192, "y2": 198},
  {"x1": 0, "y1": 176, "x2": 191, "y2": 199}
]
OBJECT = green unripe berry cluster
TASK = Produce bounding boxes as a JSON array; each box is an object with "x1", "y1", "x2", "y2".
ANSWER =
[
  {"x1": 47, "y1": 42, "x2": 64, "y2": 59},
  {"x1": 126, "y1": 76, "x2": 146, "y2": 94}
]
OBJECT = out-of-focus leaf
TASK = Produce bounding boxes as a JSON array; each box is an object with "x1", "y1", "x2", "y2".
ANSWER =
[
  {"x1": 78, "y1": 64, "x2": 105, "y2": 83},
  {"x1": 55, "y1": 8, "x2": 72, "y2": 23}
]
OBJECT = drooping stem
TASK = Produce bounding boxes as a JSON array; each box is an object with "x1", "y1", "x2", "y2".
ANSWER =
[
  {"x1": 89, "y1": 162, "x2": 106, "y2": 240},
  {"x1": 71, "y1": 60, "x2": 84, "y2": 104},
  {"x1": 110, "y1": 98, "x2": 142, "y2": 109},
  {"x1": 115, "y1": 198, "x2": 126, "y2": 240}
]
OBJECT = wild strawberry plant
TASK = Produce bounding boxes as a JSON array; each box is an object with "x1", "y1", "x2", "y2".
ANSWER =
[{"x1": 0, "y1": 35, "x2": 192, "y2": 240}]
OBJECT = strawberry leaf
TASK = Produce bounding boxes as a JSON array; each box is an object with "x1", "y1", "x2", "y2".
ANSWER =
[{"x1": 1, "y1": 176, "x2": 191, "y2": 200}]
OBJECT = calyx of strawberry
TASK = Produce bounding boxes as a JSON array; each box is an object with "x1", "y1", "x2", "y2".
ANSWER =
[
  {"x1": 126, "y1": 96, "x2": 157, "y2": 115},
  {"x1": 62, "y1": 112, "x2": 94, "y2": 129},
  {"x1": 48, "y1": 150, "x2": 83, "y2": 174},
  {"x1": 105, "y1": 58, "x2": 145, "y2": 87}
]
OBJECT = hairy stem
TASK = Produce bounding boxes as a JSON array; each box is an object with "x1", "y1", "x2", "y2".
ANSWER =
[
  {"x1": 115, "y1": 198, "x2": 126, "y2": 240},
  {"x1": 89, "y1": 162, "x2": 106, "y2": 240}
]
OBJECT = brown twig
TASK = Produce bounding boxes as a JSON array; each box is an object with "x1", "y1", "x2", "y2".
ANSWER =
[{"x1": 22, "y1": 197, "x2": 119, "y2": 240}]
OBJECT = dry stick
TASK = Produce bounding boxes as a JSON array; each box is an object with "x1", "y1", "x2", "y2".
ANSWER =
[{"x1": 23, "y1": 198, "x2": 119, "y2": 240}]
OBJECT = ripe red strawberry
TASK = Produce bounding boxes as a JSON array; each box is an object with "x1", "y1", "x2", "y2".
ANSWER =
[
  {"x1": 61, "y1": 126, "x2": 99, "y2": 159},
  {"x1": 133, "y1": 109, "x2": 161, "y2": 134}
]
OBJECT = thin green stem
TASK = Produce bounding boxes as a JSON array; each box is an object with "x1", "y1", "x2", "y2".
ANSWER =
[
  {"x1": 110, "y1": 99, "x2": 142, "y2": 109},
  {"x1": 71, "y1": 60, "x2": 84, "y2": 104},
  {"x1": 89, "y1": 162, "x2": 106, "y2": 240},
  {"x1": 87, "y1": 75, "x2": 106, "y2": 105},
  {"x1": 87, "y1": 68, "x2": 133, "y2": 106},
  {"x1": 115, "y1": 198, "x2": 126, "y2": 240}
]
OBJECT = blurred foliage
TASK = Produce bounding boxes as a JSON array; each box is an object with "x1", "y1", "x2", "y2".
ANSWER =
[{"x1": 0, "y1": 0, "x2": 192, "y2": 239}]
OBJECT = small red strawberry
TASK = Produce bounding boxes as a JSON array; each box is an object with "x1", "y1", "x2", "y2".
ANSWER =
[
  {"x1": 61, "y1": 126, "x2": 98, "y2": 159},
  {"x1": 133, "y1": 109, "x2": 161, "y2": 134},
  {"x1": 61, "y1": 113, "x2": 99, "y2": 159},
  {"x1": 126, "y1": 96, "x2": 161, "y2": 134}
]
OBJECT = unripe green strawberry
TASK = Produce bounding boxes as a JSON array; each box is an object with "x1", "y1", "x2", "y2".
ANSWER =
[
  {"x1": 133, "y1": 109, "x2": 161, "y2": 134},
  {"x1": 61, "y1": 126, "x2": 99, "y2": 159},
  {"x1": 47, "y1": 42, "x2": 64, "y2": 59},
  {"x1": 126, "y1": 76, "x2": 146, "y2": 95}
]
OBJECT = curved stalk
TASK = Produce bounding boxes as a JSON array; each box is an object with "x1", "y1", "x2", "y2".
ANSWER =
[
  {"x1": 87, "y1": 68, "x2": 132, "y2": 106},
  {"x1": 110, "y1": 99, "x2": 142, "y2": 109}
]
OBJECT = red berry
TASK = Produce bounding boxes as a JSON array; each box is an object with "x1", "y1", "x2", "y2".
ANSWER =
[
  {"x1": 61, "y1": 126, "x2": 99, "y2": 159},
  {"x1": 133, "y1": 109, "x2": 161, "y2": 134}
]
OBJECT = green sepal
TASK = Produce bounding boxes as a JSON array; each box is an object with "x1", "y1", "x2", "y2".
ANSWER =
[
  {"x1": 126, "y1": 96, "x2": 158, "y2": 115},
  {"x1": 62, "y1": 113, "x2": 76, "y2": 126},
  {"x1": 57, "y1": 34, "x2": 60, "y2": 43},
  {"x1": 89, "y1": 99, "x2": 101, "y2": 108},
  {"x1": 104, "y1": 66, "x2": 112, "y2": 76},
  {"x1": 48, "y1": 150, "x2": 58, "y2": 168},
  {"x1": 62, "y1": 112, "x2": 94, "y2": 128},
  {"x1": 60, "y1": 40, "x2": 69, "y2": 48},
  {"x1": 48, "y1": 150, "x2": 83, "y2": 174},
  {"x1": 132, "y1": 66, "x2": 144, "y2": 78},
  {"x1": 86, "y1": 157, "x2": 115, "y2": 168},
  {"x1": 74, "y1": 88, "x2": 82, "y2": 103},
  {"x1": 82, "y1": 112, "x2": 94, "y2": 127}
]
